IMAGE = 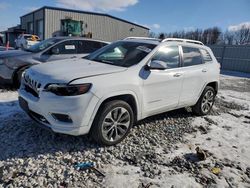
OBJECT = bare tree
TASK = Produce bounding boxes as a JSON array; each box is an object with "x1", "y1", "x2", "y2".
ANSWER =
[
  {"x1": 155, "y1": 25, "x2": 250, "y2": 45},
  {"x1": 158, "y1": 33, "x2": 165, "y2": 40},
  {"x1": 234, "y1": 24, "x2": 250, "y2": 45},
  {"x1": 149, "y1": 32, "x2": 157, "y2": 38},
  {"x1": 210, "y1": 27, "x2": 221, "y2": 44},
  {"x1": 224, "y1": 31, "x2": 234, "y2": 45},
  {"x1": 160, "y1": 27, "x2": 220, "y2": 45}
]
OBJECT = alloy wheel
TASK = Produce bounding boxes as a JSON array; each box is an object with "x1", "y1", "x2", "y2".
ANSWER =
[
  {"x1": 201, "y1": 90, "x2": 214, "y2": 113},
  {"x1": 101, "y1": 107, "x2": 130, "y2": 142}
]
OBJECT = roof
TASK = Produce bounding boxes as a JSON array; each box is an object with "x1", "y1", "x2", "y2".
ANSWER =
[
  {"x1": 20, "y1": 6, "x2": 149, "y2": 30},
  {"x1": 123, "y1": 37, "x2": 160, "y2": 45},
  {"x1": 123, "y1": 37, "x2": 207, "y2": 47},
  {"x1": 51, "y1": 36, "x2": 110, "y2": 44}
]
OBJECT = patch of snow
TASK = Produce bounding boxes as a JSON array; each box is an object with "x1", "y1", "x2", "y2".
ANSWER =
[{"x1": 0, "y1": 90, "x2": 20, "y2": 123}]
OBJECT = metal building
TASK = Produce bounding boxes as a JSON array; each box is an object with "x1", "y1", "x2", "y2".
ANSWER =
[{"x1": 20, "y1": 6, "x2": 149, "y2": 42}]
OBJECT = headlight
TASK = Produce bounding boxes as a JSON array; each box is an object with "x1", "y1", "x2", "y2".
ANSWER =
[{"x1": 44, "y1": 83, "x2": 92, "y2": 96}]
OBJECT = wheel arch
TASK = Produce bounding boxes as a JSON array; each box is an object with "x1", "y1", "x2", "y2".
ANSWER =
[
  {"x1": 206, "y1": 81, "x2": 219, "y2": 94},
  {"x1": 12, "y1": 64, "x2": 32, "y2": 87},
  {"x1": 91, "y1": 91, "x2": 141, "y2": 126},
  {"x1": 195, "y1": 81, "x2": 219, "y2": 105}
]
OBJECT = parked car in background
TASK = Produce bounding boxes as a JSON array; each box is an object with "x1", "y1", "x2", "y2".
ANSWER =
[
  {"x1": 18, "y1": 37, "x2": 220, "y2": 145},
  {"x1": 15, "y1": 34, "x2": 41, "y2": 49},
  {"x1": 0, "y1": 37, "x2": 109, "y2": 87},
  {"x1": 0, "y1": 46, "x2": 14, "y2": 51}
]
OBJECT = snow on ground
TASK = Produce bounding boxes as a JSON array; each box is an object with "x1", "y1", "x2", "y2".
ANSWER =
[
  {"x1": 0, "y1": 90, "x2": 19, "y2": 121},
  {"x1": 0, "y1": 73, "x2": 250, "y2": 188}
]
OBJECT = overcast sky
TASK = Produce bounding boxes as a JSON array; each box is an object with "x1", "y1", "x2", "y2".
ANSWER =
[{"x1": 0, "y1": 0, "x2": 250, "y2": 32}]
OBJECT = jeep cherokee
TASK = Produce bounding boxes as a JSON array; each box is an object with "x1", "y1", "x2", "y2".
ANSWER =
[{"x1": 18, "y1": 37, "x2": 220, "y2": 145}]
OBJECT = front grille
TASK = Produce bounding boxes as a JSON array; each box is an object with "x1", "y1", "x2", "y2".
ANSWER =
[
  {"x1": 23, "y1": 72, "x2": 42, "y2": 98},
  {"x1": 24, "y1": 84, "x2": 39, "y2": 98}
]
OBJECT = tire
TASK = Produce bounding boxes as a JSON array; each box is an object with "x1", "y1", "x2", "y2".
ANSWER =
[
  {"x1": 90, "y1": 100, "x2": 134, "y2": 146},
  {"x1": 192, "y1": 86, "x2": 216, "y2": 116},
  {"x1": 14, "y1": 67, "x2": 27, "y2": 88}
]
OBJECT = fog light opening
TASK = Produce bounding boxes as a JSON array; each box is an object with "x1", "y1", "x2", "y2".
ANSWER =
[{"x1": 51, "y1": 113, "x2": 73, "y2": 123}]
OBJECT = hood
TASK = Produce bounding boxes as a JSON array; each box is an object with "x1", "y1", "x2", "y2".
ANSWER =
[
  {"x1": 0, "y1": 50, "x2": 31, "y2": 58},
  {"x1": 27, "y1": 58, "x2": 127, "y2": 84},
  {"x1": 0, "y1": 50, "x2": 39, "y2": 69}
]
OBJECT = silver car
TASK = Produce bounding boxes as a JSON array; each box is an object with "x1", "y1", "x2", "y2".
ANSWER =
[{"x1": 0, "y1": 37, "x2": 109, "y2": 87}]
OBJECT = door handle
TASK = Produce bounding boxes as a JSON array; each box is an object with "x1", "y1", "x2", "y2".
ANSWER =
[
  {"x1": 202, "y1": 69, "x2": 207, "y2": 73},
  {"x1": 173, "y1": 73, "x2": 182, "y2": 77}
]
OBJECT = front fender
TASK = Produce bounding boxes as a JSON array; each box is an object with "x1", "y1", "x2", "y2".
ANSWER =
[{"x1": 88, "y1": 90, "x2": 142, "y2": 127}]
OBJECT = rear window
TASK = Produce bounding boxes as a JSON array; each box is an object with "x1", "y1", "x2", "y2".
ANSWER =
[
  {"x1": 24, "y1": 35, "x2": 32, "y2": 39},
  {"x1": 200, "y1": 49, "x2": 212, "y2": 62},
  {"x1": 78, "y1": 40, "x2": 107, "y2": 54},
  {"x1": 182, "y1": 47, "x2": 203, "y2": 67}
]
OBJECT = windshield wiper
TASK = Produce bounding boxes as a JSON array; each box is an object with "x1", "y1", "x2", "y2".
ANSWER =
[
  {"x1": 91, "y1": 58, "x2": 125, "y2": 67},
  {"x1": 99, "y1": 59, "x2": 115, "y2": 65},
  {"x1": 92, "y1": 58, "x2": 115, "y2": 65}
]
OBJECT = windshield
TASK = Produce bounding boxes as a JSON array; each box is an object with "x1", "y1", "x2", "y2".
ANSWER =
[
  {"x1": 85, "y1": 41, "x2": 156, "y2": 67},
  {"x1": 28, "y1": 38, "x2": 62, "y2": 53}
]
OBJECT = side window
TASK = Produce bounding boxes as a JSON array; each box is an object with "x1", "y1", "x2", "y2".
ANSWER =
[
  {"x1": 200, "y1": 49, "x2": 212, "y2": 62},
  {"x1": 91, "y1": 41, "x2": 104, "y2": 51},
  {"x1": 78, "y1": 41, "x2": 107, "y2": 54},
  {"x1": 100, "y1": 42, "x2": 108, "y2": 48},
  {"x1": 182, "y1": 47, "x2": 203, "y2": 67},
  {"x1": 56, "y1": 40, "x2": 78, "y2": 54},
  {"x1": 151, "y1": 46, "x2": 180, "y2": 69}
]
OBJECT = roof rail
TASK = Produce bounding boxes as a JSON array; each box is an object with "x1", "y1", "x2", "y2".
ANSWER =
[
  {"x1": 124, "y1": 37, "x2": 161, "y2": 42},
  {"x1": 162, "y1": 38, "x2": 204, "y2": 45}
]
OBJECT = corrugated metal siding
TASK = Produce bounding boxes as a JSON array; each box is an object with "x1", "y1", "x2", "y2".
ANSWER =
[
  {"x1": 34, "y1": 9, "x2": 44, "y2": 20},
  {"x1": 21, "y1": 14, "x2": 33, "y2": 31},
  {"x1": 34, "y1": 9, "x2": 44, "y2": 36},
  {"x1": 44, "y1": 9, "x2": 149, "y2": 41},
  {"x1": 209, "y1": 45, "x2": 250, "y2": 73},
  {"x1": 20, "y1": 10, "x2": 44, "y2": 36}
]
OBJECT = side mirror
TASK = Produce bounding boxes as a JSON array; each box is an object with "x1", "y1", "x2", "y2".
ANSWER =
[
  {"x1": 146, "y1": 60, "x2": 168, "y2": 70},
  {"x1": 51, "y1": 47, "x2": 60, "y2": 55}
]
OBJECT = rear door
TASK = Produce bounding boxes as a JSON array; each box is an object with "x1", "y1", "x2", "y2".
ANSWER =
[
  {"x1": 40, "y1": 40, "x2": 79, "y2": 62},
  {"x1": 178, "y1": 46, "x2": 207, "y2": 106},
  {"x1": 78, "y1": 40, "x2": 107, "y2": 57}
]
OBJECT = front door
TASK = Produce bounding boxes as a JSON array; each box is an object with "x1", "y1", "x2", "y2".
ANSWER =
[{"x1": 142, "y1": 45, "x2": 184, "y2": 117}]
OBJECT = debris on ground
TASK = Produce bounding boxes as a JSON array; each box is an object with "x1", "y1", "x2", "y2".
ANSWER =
[
  {"x1": 75, "y1": 162, "x2": 105, "y2": 177},
  {"x1": 195, "y1": 147, "x2": 207, "y2": 161},
  {"x1": 141, "y1": 182, "x2": 153, "y2": 188},
  {"x1": 197, "y1": 125, "x2": 209, "y2": 134},
  {"x1": 211, "y1": 167, "x2": 221, "y2": 175}
]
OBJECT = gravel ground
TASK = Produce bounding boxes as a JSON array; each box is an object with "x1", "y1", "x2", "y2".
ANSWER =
[{"x1": 0, "y1": 73, "x2": 250, "y2": 188}]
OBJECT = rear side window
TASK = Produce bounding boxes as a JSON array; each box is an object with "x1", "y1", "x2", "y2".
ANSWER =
[
  {"x1": 200, "y1": 49, "x2": 212, "y2": 62},
  {"x1": 78, "y1": 41, "x2": 107, "y2": 54},
  {"x1": 56, "y1": 40, "x2": 78, "y2": 54},
  {"x1": 151, "y1": 46, "x2": 180, "y2": 69},
  {"x1": 182, "y1": 47, "x2": 203, "y2": 67}
]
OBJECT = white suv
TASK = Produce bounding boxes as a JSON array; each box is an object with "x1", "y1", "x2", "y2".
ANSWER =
[
  {"x1": 18, "y1": 37, "x2": 220, "y2": 145},
  {"x1": 15, "y1": 34, "x2": 40, "y2": 49}
]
